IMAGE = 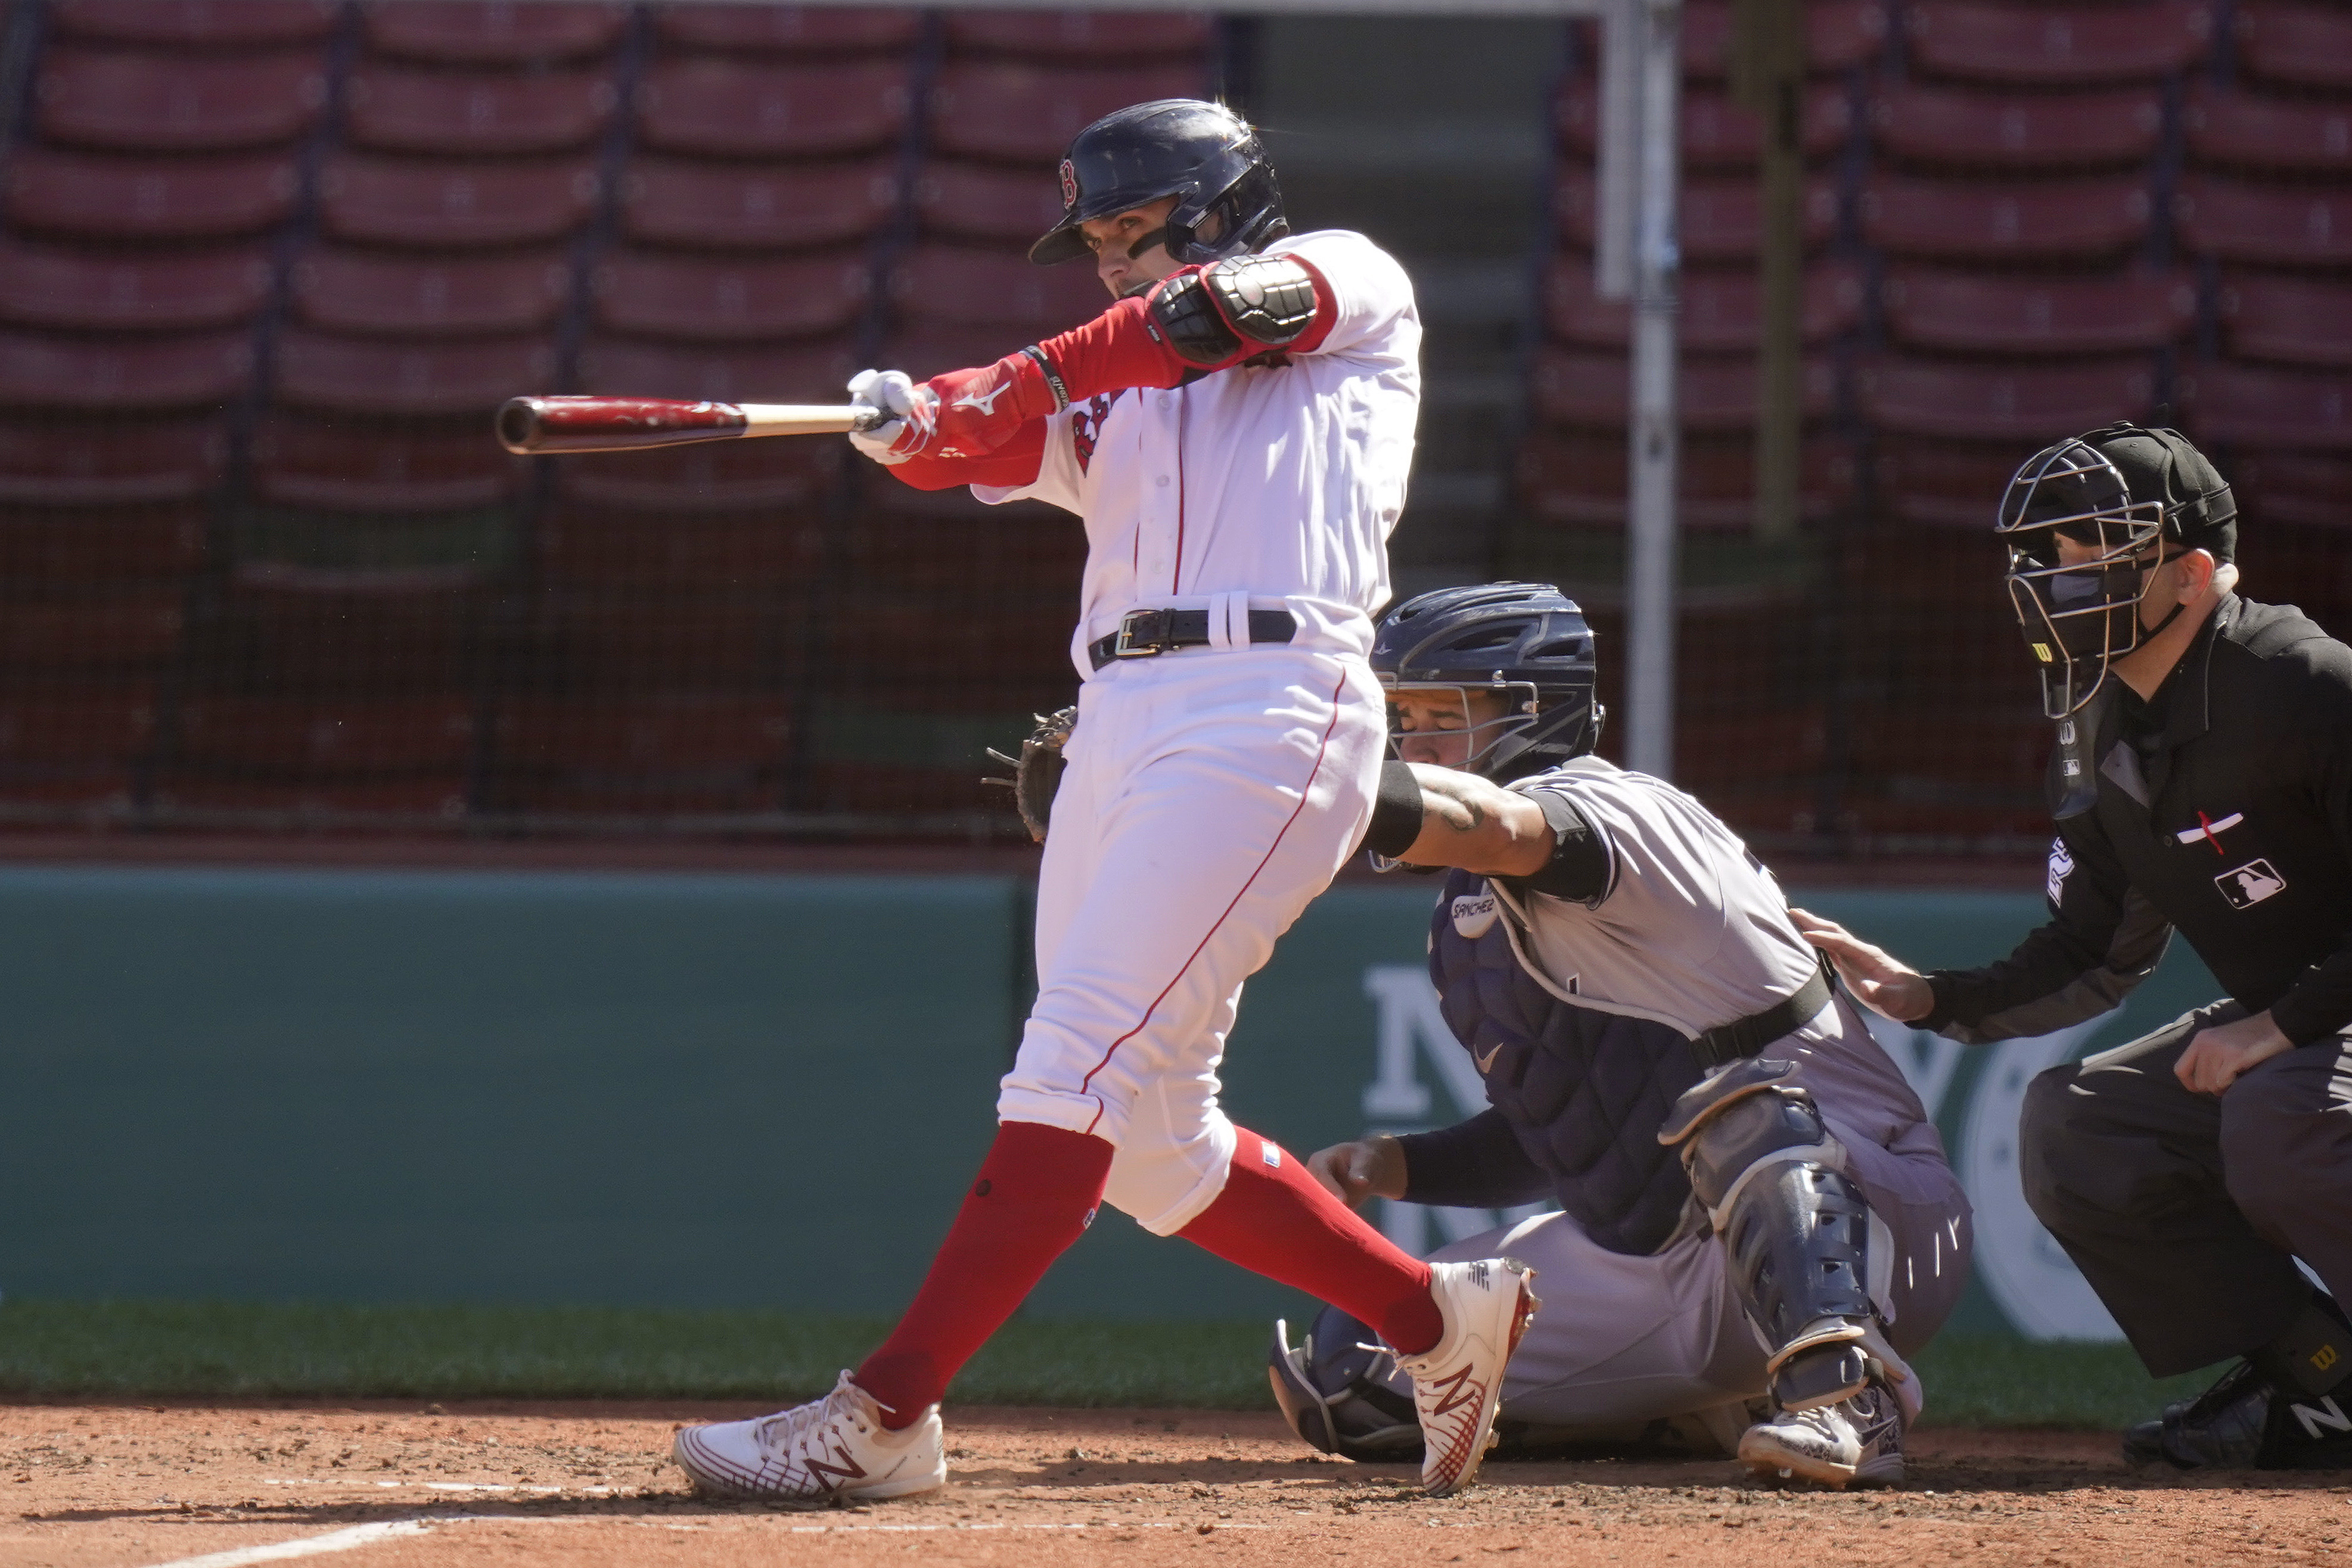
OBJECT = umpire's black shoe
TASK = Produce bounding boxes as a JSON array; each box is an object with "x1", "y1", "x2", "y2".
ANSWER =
[{"x1": 2124, "y1": 1359, "x2": 2352, "y2": 1470}]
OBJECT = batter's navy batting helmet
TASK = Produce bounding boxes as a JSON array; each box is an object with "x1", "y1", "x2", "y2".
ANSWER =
[
  {"x1": 1029, "y1": 99, "x2": 1287, "y2": 269},
  {"x1": 1370, "y1": 581, "x2": 1603, "y2": 783},
  {"x1": 1268, "y1": 1310, "x2": 1423, "y2": 1462}
]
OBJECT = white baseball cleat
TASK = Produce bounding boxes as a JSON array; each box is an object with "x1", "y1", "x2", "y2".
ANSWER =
[
  {"x1": 1736, "y1": 1379, "x2": 1906, "y2": 1488},
  {"x1": 672, "y1": 1370, "x2": 946, "y2": 1505},
  {"x1": 1393, "y1": 1256, "x2": 1540, "y2": 1497}
]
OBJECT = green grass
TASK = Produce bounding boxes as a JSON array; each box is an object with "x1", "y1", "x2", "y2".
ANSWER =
[{"x1": 0, "y1": 1301, "x2": 2211, "y2": 1429}]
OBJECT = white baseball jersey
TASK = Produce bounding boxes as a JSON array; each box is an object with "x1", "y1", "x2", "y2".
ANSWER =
[{"x1": 973, "y1": 229, "x2": 1422, "y2": 670}]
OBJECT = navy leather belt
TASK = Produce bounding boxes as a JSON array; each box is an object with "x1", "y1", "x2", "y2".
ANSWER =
[{"x1": 1088, "y1": 608, "x2": 1297, "y2": 671}]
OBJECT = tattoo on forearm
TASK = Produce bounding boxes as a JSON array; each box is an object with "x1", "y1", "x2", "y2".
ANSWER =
[{"x1": 1422, "y1": 773, "x2": 1488, "y2": 834}]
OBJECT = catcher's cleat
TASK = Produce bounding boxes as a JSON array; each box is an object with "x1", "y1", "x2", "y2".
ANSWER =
[
  {"x1": 672, "y1": 1370, "x2": 946, "y2": 1505},
  {"x1": 1738, "y1": 1378, "x2": 1906, "y2": 1489},
  {"x1": 2123, "y1": 1359, "x2": 2352, "y2": 1471},
  {"x1": 1394, "y1": 1256, "x2": 1539, "y2": 1497}
]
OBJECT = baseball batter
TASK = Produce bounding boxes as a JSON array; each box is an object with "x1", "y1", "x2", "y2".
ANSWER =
[
  {"x1": 669, "y1": 101, "x2": 1536, "y2": 1505},
  {"x1": 1272, "y1": 584, "x2": 1973, "y2": 1487}
]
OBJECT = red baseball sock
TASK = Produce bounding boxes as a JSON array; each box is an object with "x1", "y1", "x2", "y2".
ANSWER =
[
  {"x1": 1177, "y1": 1126, "x2": 1442, "y2": 1356},
  {"x1": 854, "y1": 1121, "x2": 1113, "y2": 1429}
]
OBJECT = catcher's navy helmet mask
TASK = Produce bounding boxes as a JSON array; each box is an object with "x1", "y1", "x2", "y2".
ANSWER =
[
  {"x1": 1369, "y1": 581, "x2": 1603, "y2": 784},
  {"x1": 1030, "y1": 99, "x2": 1288, "y2": 270}
]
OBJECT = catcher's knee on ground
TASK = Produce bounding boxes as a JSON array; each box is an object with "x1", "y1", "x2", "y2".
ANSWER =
[{"x1": 1661, "y1": 1057, "x2": 1916, "y2": 1418}]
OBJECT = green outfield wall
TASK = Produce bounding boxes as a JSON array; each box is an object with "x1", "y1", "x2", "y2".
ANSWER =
[{"x1": 0, "y1": 866, "x2": 2218, "y2": 1339}]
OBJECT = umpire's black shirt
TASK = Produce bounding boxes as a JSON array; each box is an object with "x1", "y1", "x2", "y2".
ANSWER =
[{"x1": 1920, "y1": 594, "x2": 2352, "y2": 1047}]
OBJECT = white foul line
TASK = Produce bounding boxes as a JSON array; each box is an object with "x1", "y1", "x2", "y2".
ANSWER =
[{"x1": 136, "y1": 1518, "x2": 442, "y2": 1568}]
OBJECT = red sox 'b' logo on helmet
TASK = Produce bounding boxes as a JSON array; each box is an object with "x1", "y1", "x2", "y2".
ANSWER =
[{"x1": 1058, "y1": 159, "x2": 1079, "y2": 211}]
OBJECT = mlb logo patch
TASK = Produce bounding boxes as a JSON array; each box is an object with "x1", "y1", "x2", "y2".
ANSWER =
[{"x1": 2216, "y1": 858, "x2": 2288, "y2": 910}]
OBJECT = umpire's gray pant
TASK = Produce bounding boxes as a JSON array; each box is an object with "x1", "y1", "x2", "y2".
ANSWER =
[{"x1": 2021, "y1": 1001, "x2": 2352, "y2": 1377}]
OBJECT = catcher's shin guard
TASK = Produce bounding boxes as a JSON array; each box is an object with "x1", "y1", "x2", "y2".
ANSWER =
[{"x1": 1660, "y1": 1058, "x2": 1918, "y2": 1420}]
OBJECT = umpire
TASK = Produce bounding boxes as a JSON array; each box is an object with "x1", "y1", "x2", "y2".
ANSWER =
[{"x1": 1796, "y1": 422, "x2": 2352, "y2": 1471}]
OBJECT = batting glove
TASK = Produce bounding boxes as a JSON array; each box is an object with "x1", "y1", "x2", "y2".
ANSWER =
[{"x1": 846, "y1": 368, "x2": 936, "y2": 464}]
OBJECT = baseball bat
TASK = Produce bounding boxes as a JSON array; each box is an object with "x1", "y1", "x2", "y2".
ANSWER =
[{"x1": 495, "y1": 396, "x2": 879, "y2": 456}]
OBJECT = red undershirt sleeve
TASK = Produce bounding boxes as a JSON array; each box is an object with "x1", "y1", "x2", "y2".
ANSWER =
[{"x1": 878, "y1": 418, "x2": 1048, "y2": 491}]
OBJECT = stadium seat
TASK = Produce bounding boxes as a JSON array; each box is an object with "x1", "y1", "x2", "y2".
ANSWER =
[
  {"x1": 175, "y1": 693, "x2": 476, "y2": 772},
  {"x1": 1870, "y1": 84, "x2": 2161, "y2": 171},
  {"x1": 5, "y1": 149, "x2": 298, "y2": 239},
  {"x1": 318, "y1": 155, "x2": 599, "y2": 247},
  {"x1": 2174, "y1": 179, "x2": 2352, "y2": 267},
  {"x1": 1857, "y1": 355, "x2": 2155, "y2": 441},
  {"x1": 36, "y1": 48, "x2": 329, "y2": 153},
  {"x1": 838, "y1": 505, "x2": 1082, "y2": 593},
  {"x1": 2181, "y1": 362, "x2": 2352, "y2": 450},
  {"x1": 496, "y1": 694, "x2": 793, "y2": 814},
  {"x1": 1543, "y1": 258, "x2": 1863, "y2": 351},
  {"x1": 251, "y1": 415, "x2": 523, "y2": 510},
  {"x1": 0, "y1": 689, "x2": 157, "y2": 768},
  {"x1": 651, "y1": 4, "x2": 920, "y2": 56},
  {"x1": 2219, "y1": 274, "x2": 2352, "y2": 368},
  {"x1": 927, "y1": 63, "x2": 1207, "y2": 164},
  {"x1": 2232, "y1": 449, "x2": 2352, "y2": 527},
  {"x1": 536, "y1": 504, "x2": 824, "y2": 586},
  {"x1": 576, "y1": 336, "x2": 854, "y2": 406},
  {"x1": 1532, "y1": 348, "x2": 1835, "y2": 432},
  {"x1": 1862, "y1": 176, "x2": 2151, "y2": 263},
  {"x1": 344, "y1": 64, "x2": 618, "y2": 157},
  {"x1": 555, "y1": 435, "x2": 838, "y2": 512},
  {"x1": 274, "y1": 328, "x2": 555, "y2": 415},
  {"x1": 0, "y1": 238, "x2": 273, "y2": 331},
  {"x1": 0, "y1": 415, "x2": 226, "y2": 504},
  {"x1": 635, "y1": 59, "x2": 911, "y2": 159},
  {"x1": 1900, "y1": 2, "x2": 2211, "y2": 85},
  {"x1": 0, "y1": 589, "x2": 186, "y2": 669},
  {"x1": 619, "y1": 157, "x2": 899, "y2": 251},
  {"x1": 0, "y1": 502, "x2": 207, "y2": 580},
  {"x1": 149, "y1": 774, "x2": 471, "y2": 816},
  {"x1": 291, "y1": 248, "x2": 569, "y2": 337},
  {"x1": 912, "y1": 159, "x2": 1071, "y2": 243},
  {"x1": 1679, "y1": 0, "x2": 1885, "y2": 75},
  {"x1": 1882, "y1": 269, "x2": 2195, "y2": 356},
  {"x1": 0, "y1": 329, "x2": 253, "y2": 409},
  {"x1": 1555, "y1": 171, "x2": 1838, "y2": 260},
  {"x1": 2187, "y1": 88, "x2": 2352, "y2": 178},
  {"x1": 534, "y1": 587, "x2": 780, "y2": 686},
  {"x1": 591, "y1": 250, "x2": 868, "y2": 341},
  {"x1": 876, "y1": 326, "x2": 1036, "y2": 381},
  {"x1": 943, "y1": 10, "x2": 1214, "y2": 60},
  {"x1": 207, "y1": 579, "x2": 478, "y2": 691},
  {"x1": 49, "y1": 0, "x2": 337, "y2": 47},
  {"x1": 360, "y1": 2, "x2": 626, "y2": 66},
  {"x1": 888, "y1": 245, "x2": 1112, "y2": 333},
  {"x1": 1517, "y1": 428, "x2": 1851, "y2": 530},
  {"x1": 2235, "y1": 3, "x2": 2352, "y2": 93},
  {"x1": 1558, "y1": 83, "x2": 1851, "y2": 172},
  {"x1": 1873, "y1": 433, "x2": 2042, "y2": 527}
]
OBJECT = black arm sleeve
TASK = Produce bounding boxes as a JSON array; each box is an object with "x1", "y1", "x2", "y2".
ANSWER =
[
  {"x1": 1362, "y1": 760, "x2": 1425, "y2": 859},
  {"x1": 1394, "y1": 1109, "x2": 1555, "y2": 1210},
  {"x1": 2266, "y1": 642, "x2": 2352, "y2": 1045},
  {"x1": 1496, "y1": 790, "x2": 1611, "y2": 903}
]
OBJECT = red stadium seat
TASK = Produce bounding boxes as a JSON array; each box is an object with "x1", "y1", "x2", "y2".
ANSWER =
[
  {"x1": 0, "y1": 502, "x2": 207, "y2": 580},
  {"x1": 0, "y1": 329, "x2": 252, "y2": 409},
  {"x1": 2220, "y1": 274, "x2": 2352, "y2": 368},
  {"x1": 1862, "y1": 176, "x2": 2151, "y2": 263},
  {"x1": 6, "y1": 149, "x2": 298, "y2": 239},
  {"x1": 319, "y1": 155, "x2": 599, "y2": 247},
  {"x1": 0, "y1": 238, "x2": 272, "y2": 331},
  {"x1": 292, "y1": 248, "x2": 569, "y2": 337},
  {"x1": 1871, "y1": 84, "x2": 2161, "y2": 171},
  {"x1": 1874, "y1": 433, "x2": 2037, "y2": 528},
  {"x1": 150, "y1": 774, "x2": 470, "y2": 816},
  {"x1": 175, "y1": 694, "x2": 475, "y2": 773},
  {"x1": 2181, "y1": 362, "x2": 2352, "y2": 450},
  {"x1": 620, "y1": 157, "x2": 899, "y2": 250},
  {"x1": 591, "y1": 250, "x2": 869, "y2": 341},
  {"x1": 876, "y1": 326, "x2": 1030, "y2": 381},
  {"x1": 1857, "y1": 355, "x2": 2155, "y2": 441},
  {"x1": 533, "y1": 587, "x2": 780, "y2": 686},
  {"x1": 840, "y1": 506, "x2": 1082, "y2": 595},
  {"x1": 574, "y1": 335, "x2": 856, "y2": 407},
  {"x1": 1559, "y1": 83, "x2": 1851, "y2": 173},
  {"x1": 635, "y1": 59, "x2": 910, "y2": 159},
  {"x1": 2235, "y1": 3, "x2": 2352, "y2": 93},
  {"x1": 536, "y1": 504, "x2": 824, "y2": 586},
  {"x1": 0, "y1": 689, "x2": 156, "y2": 767},
  {"x1": 927, "y1": 63, "x2": 1206, "y2": 164},
  {"x1": 274, "y1": 328, "x2": 555, "y2": 415},
  {"x1": 888, "y1": 244, "x2": 1112, "y2": 333},
  {"x1": 912, "y1": 159, "x2": 1069, "y2": 243},
  {"x1": 943, "y1": 10, "x2": 1213, "y2": 60},
  {"x1": 1543, "y1": 259, "x2": 1863, "y2": 351},
  {"x1": 0, "y1": 415, "x2": 226, "y2": 503},
  {"x1": 1532, "y1": 349, "x2": 1835, "y2": 433},
  {"x1": 1556, "y1": 172, "x2": 1837, "y2": 260},
  {"x1": 1882, "y1": 269, "x2": 2195, "y2": 356},
  {"x1": 251, "y1": 415, "x2": 524, "y2": 510},
  {"x1": 1517, "y1": 428, "x2": 1852, "y2": 530},
  {"x1": 652, "y1": 4, "x2": 920, "y2": 56},
  {"x1": 1679, "y1": 0, "x2": 1885, "y2": 76},
  {"x1": 0, "y1": 589, "x2": 185, "y2": 669},
  {"x1": 497, "y1": 695, "x2": 792, "y2": 813},
  {"x1": 1901, "y1": 2, "x2": 2211, "y2": 85},
  {"x1": 36, "y1": 48, "x2": 328, "y2": 153},
  {"x1": 555, "y1": 436, "x2": 838, "y2": 512},
  {"x1": 2174, "y1": 179, "x2": 2352, "y2": 267},
  {"x1": 50, "y1": 0, "x2": 336, "y2": 46},
  {"x1": 209, "y1": 579, "x2": 479, "y2": 690},
  {"x1": 360, "y1": 2, "x2": 626, "y2": 66},
  {"x1": 2187, "y1": 89, "x2": 2352, "y2": 178},
  {"x1": 344, "y1": 64, "x2": 617, "y2": 157},
  {"x1": 2233, "y1": 450, "x2": 2352, "y2": 528}
]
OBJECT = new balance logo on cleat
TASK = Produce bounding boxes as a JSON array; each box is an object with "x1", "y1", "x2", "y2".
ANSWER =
[
  {"x1": 1396, "y1": 1258, "x2": 1538, "y2": 1498},
  {"x1": 672, "y1": 1370, "x2": 945, "y2": 1505}
]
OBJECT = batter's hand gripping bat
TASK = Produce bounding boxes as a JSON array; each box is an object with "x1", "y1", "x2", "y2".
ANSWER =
[{"x1": 495, "y1": 396, "x2": 883, "y2": 455}]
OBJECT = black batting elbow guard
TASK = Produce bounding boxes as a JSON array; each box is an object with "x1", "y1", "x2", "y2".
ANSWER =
[{"x1": 1148, "y1": 256, "x2": 1323, "y2": 368}]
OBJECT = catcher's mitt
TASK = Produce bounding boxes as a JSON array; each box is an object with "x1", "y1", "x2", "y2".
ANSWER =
[{"x1": 984, "y1": 706, "x2": 1076, "y2": 843}]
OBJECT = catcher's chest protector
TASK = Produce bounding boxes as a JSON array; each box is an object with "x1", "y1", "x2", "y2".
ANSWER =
[{"x1": 1428, "y1": 869, "x2": 1708, "y2": 1255}]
